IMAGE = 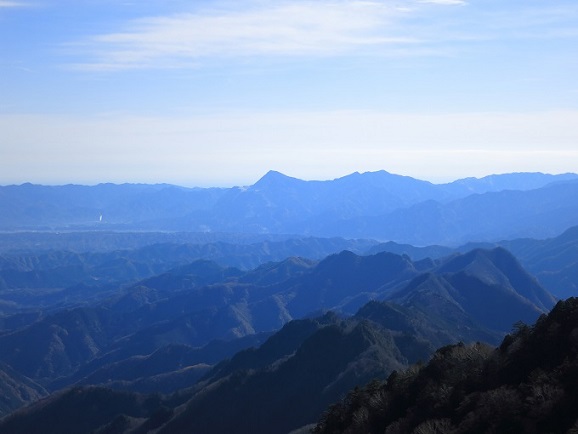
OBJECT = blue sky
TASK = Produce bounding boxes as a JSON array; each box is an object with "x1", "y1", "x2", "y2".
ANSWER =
[{"x1": 1, "y1": 0, "x2": 577, "y2": 186}]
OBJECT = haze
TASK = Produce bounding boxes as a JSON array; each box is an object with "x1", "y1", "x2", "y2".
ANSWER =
[{"x1": 1, "y1": 0, "x2": 577, "y2": 186}]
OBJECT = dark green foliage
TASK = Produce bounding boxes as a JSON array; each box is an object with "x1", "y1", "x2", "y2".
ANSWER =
[{"x1": 314, "y1": 298, "x2": 578, "y2": 434}]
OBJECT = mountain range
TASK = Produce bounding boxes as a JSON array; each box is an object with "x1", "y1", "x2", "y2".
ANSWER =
[
  {"x1": 371, "y1": 224, "x2": 578, "y2": 300},
  {"x1": 0, "y1": 245, "x2": 556, "y2": 430},
  {"x1": 2, "y1": 170, "x2": 578, "y2": 244}
]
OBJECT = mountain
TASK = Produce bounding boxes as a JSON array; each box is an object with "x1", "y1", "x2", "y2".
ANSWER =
[
  {"x1": 0, "y1": 386, "x2": 168, "y2": 434},
  {"x1": 2, "y1": 171, "x2": 577, "y2": 243},
  {"x1": 279, "y1": 250, "x2": 420, "y2": 316},
  {"x1": 213, "y1": 170, "x2": 446, "y2": 232},
  {"x1": 0, "y1": 283, "x2": 559, "y2": 433},
  {"x1": 0, "y1": 247, "x2": 553, "y2": 390},
  {"x1": 0, "y1": 182, "x2": 226, "y2": 231},
  {"x1": 366, "y1": 241, "x2": 454, "y2": 261},
  {"x1": 0, "y1": 313, "x2": 431, "y2": 434},
  {"x1": 0, "y1": 252, "x2": 409, "y2": 388},
  {"x1": 468, "y1": 225, "x2": 578, "y2": 299},
  {"x1": 0, "y1": 231, "x2": 295, "y2": 254},
  {"x1": 369, "y1": 224, "x2": 578, "y2": 300},
  {"x1": 356, "y1": 247, "x2": 555, "y2": 349},
  {"x1": 0, "y1": 236, "x2": 377, "y2": 319},
  {"x1": 386, "y1": 248, "x2": 555, "y2": 335},
  {"x1": 442, "y1": 171, "x2": 578, "y2": 196},
  {"x1": 1, "y1": 169, "x2": 575, "y2": 430},
  {"x1": 68, "y1": 334, "x2": 271, "y2": 394},
  {"x1": 0, "y1": 245, "x2": 560, "y2": 432},
  {"x1": 0, "y1": 258, "x2": 248, "y2": 382},
  {"x1": 0, "y1": 363, "x2": 47, "y2": 417},
  {"x1": 158, "y1": 315, "x2": 429, "y2": 434},
  {"x1": 336, "y1": 179, "x2": 578, "y2": 244},
  {"x1": 313, "y1": 297, "x2": 578, "y2": 434}
]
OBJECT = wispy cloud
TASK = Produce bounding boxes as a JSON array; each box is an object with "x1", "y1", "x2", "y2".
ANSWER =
[
  {"x1": 58, "y1": 0, "x2": 578, "y2": 73},
  {"x1": 69, "y1": 1, "x2": 421, "y2": 71},
  {"x1": 0, "y1": 1, "x2": 28, "y2": 6}
]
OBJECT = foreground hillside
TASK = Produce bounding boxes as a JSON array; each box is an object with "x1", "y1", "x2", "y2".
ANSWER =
[
  {"x1": 0, "y1": 288, "x2": 567, "y2": 433},
  {"x1": 314, "y1": 297, "x2": 578, "y2": 434}
]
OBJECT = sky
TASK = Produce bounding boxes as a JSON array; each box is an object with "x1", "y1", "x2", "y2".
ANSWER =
[{"x1": 1, "y1": 0, "x2": 577, "y2": 187}]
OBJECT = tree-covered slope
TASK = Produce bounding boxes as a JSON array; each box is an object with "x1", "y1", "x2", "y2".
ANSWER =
[{"x1": 313, "y1": 297, "x2": 578, "y2": 434}]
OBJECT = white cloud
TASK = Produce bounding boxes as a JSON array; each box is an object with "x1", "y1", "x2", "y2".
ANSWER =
[
  {"x1": 63, "y1": 0, "x2": 578, "y2": 72},
  {"x1": 69, "y1": 1, "x2": 419, "y2": 71}
]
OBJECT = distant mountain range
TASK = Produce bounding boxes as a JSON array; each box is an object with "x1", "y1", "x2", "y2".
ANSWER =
[{"x1": 2, "y1": 170, "x2": 577, "y2": 244}]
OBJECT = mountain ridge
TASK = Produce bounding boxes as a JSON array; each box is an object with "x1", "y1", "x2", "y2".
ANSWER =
[
  {"x1": 2, "y1": 171, "x2": 577, "y2": 245},
  {"x1": 313, "y1": 297, "x2": 578, "y2": 434}
]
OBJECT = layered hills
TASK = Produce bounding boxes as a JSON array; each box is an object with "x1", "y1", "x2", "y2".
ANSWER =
[
  {"x1": 0, "y1": 246, "x2": 556, "y2": 431},
  {"x1": 371, "y1": 224, "x2": 578, "y2": 300},
  {"x1": 0, "y1": 248, "x2": 550, "y2": 384}
]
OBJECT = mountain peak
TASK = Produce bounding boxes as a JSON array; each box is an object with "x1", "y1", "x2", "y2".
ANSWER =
[{"x1": 251, "y1": 170, "x2": 302, "y2": 189}]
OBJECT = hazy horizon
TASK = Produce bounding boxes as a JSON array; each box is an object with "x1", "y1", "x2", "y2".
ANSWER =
[
  {"x1": 1, "y1": 168, "x2": 577, "y2": 189},
  {"x1": 2, "y1": 0, "x2": 577, "y2": 186}
]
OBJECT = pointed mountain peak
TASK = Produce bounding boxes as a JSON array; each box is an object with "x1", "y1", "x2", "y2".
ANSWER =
[
  {"x1": 435, "y1": 247, "x2": 556, "y2": 311},
  {"x1": 251, "y1": 170, "x2": 302, "y2": 189},
  {"x1": 436, "y1": 248, "x2": 501, "y2": 274},
  {"x1": 443, "y1": 247, "x2": 541, "y2": 277}
]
